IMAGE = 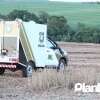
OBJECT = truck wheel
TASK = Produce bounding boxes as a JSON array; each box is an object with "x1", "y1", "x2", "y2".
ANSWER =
[
  {"x1": 0, "y1": 68, "x2": 5, "y2": 75},
  {"x1": 23, "y1": 62, "x2": 33, "y2": 77},
  {"x1": 57, "y1": 59, "x2": 66, "y2": 71},
  {"x1": 30, "y1": 61, "x2": 37, "y2": 71}
]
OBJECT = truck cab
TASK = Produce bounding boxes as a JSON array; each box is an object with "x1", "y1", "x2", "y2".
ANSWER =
[{"x1": 47, "y1": 38, "x2": 68, "y2": 70}]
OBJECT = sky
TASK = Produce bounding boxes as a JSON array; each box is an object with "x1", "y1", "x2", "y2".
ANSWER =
[{"x1": 49, "y1": 0, "x2": 100, "y2": 2}]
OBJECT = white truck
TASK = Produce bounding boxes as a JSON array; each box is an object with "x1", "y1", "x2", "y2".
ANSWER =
[{"x1": 0, "y1": 20, "x2": 68, "y2": 77}]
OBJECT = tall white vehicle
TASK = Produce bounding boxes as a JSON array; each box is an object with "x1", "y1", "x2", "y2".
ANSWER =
[{"x1": 0, "y1": 20, "x2": 68, "y2": 77}]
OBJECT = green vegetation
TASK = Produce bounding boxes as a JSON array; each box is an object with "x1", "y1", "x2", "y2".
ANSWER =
[
  {"x1": 0, "y1": 2, "x2": 48, "y2": 15},
  {"x1": 47, "y1": 15, "x2": 100, "y2": 43},
  {"x1": 47, "y1": 2, "x2": 100, "y2": 27},
  {"x1": 0, "y1": 2, "x2": 100, "y2": 27},
  {"x1": 0, "y1": 0, "x2": 47, "y2": 2},
  {"x1": 0, "y1": 2, "x2": 100, "y2": 43}
]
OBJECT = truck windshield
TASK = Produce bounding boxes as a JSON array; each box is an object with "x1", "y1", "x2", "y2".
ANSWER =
[{"x1": 46, "y1": 39, "x2": 57, "y2": 49}]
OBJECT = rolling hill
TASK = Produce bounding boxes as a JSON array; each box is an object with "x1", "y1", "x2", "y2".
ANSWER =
[
  {"x1": 0, "y1": 1, "x2": 100, "y2": 27},
  {"x1": 0, "y1": 0, "x2": 47, "y2": 2}
]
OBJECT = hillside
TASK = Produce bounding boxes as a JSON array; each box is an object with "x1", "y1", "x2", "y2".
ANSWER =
[
  {"x1": 47, "y1": 2, "x2": 100, "y2": 27},
  {"x1": 0, "y1": 0, "x2": 47, "y2": 2},
  {"x1": 0, "y1": 2, "x2": 100, "y2": 27}
]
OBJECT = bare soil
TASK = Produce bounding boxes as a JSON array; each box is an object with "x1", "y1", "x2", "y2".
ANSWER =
[{"x1": 0, "y1": 42, "x2": 100, "y2": 100}]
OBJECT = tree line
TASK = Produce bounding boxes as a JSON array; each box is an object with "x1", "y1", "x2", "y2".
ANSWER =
[{"x1": 0, "y1": 9, "x2": 100, "y2": 43}]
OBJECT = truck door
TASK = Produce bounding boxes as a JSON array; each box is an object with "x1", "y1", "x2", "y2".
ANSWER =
[{"x1": 45, "y1": 39, "x2": 59, "y2": 67}]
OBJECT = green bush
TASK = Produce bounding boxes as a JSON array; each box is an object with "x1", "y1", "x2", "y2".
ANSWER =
[{"x1": 0, "y1": 9, "x2": 100, "y2": 43}]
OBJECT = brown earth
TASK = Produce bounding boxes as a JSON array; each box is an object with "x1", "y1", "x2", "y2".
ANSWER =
[{"x1": 0, "y1": 42, "x2": 100, "y2": 100}]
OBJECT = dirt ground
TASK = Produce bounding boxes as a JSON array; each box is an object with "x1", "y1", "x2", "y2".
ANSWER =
[{"x1": 0, "y1": 42, "x2": 100, "y2": 100}]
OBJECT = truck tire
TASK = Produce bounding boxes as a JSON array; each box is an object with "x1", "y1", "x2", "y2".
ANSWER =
[
  {"x1": 57, "y1": 59, "x2": 66, "y2": 71},
  {"x1": 30, "y1": 61, "x2": 37, "y2": 71},
  {"x1": 0, "y1": 68, "x2": 5, "y2": 75},
  {"x1": 23, "y1": 62, "x2": 33, "y2": 77}
]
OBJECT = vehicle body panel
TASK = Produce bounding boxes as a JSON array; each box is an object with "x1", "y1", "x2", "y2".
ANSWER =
[
  {"x1": 22, "y1": 21, "x2": 58, "y2": 67},
  {"x1": 0, "y1": 21, "x2": 19, "y2": 64},
  {"x1": 0, "y1": 20, "x2": 67, "y2": 69}
]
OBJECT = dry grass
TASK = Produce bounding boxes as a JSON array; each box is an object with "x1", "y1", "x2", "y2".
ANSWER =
[
  {"x1": 67, "y1": 67, "x2": 97, "y2": 90},
  {"x1": 1, "y1": 42, "x2": 100, "y2": 99},
  {"x1": 24, "y1": 66, "x2": 99, "y2": 91},
  {"x1": 27, "y1": 69, "x2": 68, "y2": 90}
]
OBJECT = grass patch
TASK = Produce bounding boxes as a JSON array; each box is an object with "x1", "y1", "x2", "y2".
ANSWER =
[{"x1": 0, "y1": 2, "x2": 100, "y2": 27}]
